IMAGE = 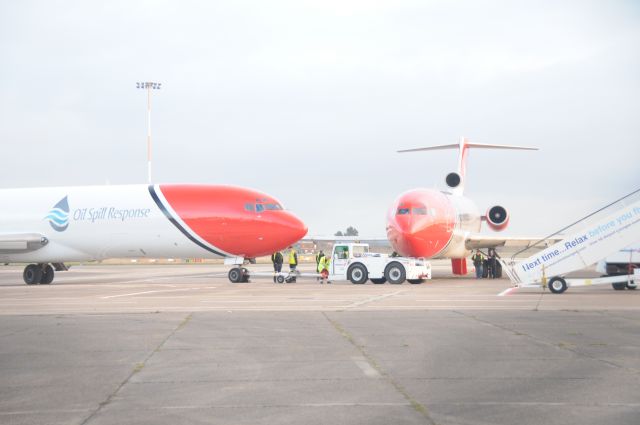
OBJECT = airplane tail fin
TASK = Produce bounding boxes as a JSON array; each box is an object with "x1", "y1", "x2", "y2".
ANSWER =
[{"x1": 397, "y1": 137, "x2": 538, "y2": 195}]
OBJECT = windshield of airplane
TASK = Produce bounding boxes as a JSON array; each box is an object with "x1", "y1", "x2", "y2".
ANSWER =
[
  {"x1": 397, "y1": 206, "x2": 429, "y2": 215},
  {"x1": 245, "y1": 202, "x2": 283, "y2": 213}
]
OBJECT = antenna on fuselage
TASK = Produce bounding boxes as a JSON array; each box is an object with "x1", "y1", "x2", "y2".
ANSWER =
[{"x1": 398, "y1": 137, "x2": 538, "y2": 196}]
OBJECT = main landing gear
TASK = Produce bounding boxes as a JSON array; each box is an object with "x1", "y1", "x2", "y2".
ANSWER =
[
  {"x1": 23, "y1": 263, "x2": 54, "y2": 285},
  {"x1": 228, "y1": 267, "x2": 250, "y2": 283},
  {"x1": 22, "y1": 263, "x2": 68, "y2": 285}
]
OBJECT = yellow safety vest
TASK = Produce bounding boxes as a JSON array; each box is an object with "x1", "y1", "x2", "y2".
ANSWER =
[
  {"x1": 318, "y1": 256, "x2": 331, "y2": 273},
  {"x1": 289, "y1": 250, "x2": 297, "y2": 265}
]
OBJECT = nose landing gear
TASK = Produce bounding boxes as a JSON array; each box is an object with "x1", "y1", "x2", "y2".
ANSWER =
[{"x1": 228, "y1": 267, "x2": 250, "y2": 283}]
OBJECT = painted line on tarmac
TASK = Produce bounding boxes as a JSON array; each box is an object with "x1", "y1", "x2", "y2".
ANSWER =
[
  {"x1": 351, "y1": 356, "x2": 381, "y2": 378},
  {"x1": 346, "y1": 290, "x2": 406, "y2": 308},
  {"x1": 159, "y1": 402, "x2": 411, "y2": 409},
  {"x1": 497, "y1": 287, "x2": 518, "y2": 297},
  {"x1": 101, "y1": 287, "x2": 204, "y2": 299}
]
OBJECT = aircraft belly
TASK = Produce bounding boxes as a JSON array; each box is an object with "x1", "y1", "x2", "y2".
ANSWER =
[{"x1": 437, "y1": 231, "x2": 472, "y2": 258}]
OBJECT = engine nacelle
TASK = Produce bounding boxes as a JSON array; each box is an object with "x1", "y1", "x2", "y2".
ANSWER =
[
  {"x1": 445, "y1": 172, "x2": 461, "y2": 189},
  {"x1": 485, "y1": 205, "x2": 509, "y2": 231}
]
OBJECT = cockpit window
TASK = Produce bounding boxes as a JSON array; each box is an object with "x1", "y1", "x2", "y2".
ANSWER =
[
  {"x1": 264, "y1": 203, "x2": 283, "y2": 211},
  {"x1": 247, "y1": 201, "x2": 283, "y2": 213},
  {"x1": 413, "y1": 207, "x2": 428, "y2": 215},
  {"x1": 396, "y1": 208, "x2": 410, "y2": 215}
]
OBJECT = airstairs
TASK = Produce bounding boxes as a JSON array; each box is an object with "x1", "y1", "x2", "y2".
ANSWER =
[{"x1": 500, "y1": 188, "x2": 640, "y2": 293}]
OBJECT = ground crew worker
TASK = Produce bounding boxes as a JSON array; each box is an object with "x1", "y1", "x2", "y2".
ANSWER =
[
  {"x1": 318, "y1": 254, "x2": 331, "y2": 284},
  {"x1": 487, "y1": 249, "x2": 497, "y2": 279},
  {"x1": 315, "y1": 250, "x2": 325, "y2": 281},
  {"x1": 271, "y1": 251, "x2": 283, "y2": 283},
  {"x1": 288, "y1": 246, "x2": 298, "y2": 274},
  {"x1": 471, "y1": 250, "x2": 484, "y2": 279}
]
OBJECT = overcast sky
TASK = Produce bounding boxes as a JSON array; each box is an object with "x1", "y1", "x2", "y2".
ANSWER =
[{"x1": 1, "y1": 0, "x2": 639, "y2": 238}]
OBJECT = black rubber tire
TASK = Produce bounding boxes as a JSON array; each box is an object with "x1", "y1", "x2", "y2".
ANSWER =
[
  {"x1": 23, "y1": 264, "x2": 42, "y2": 285},
  {"x1": 370, "y1": 278, "x2": 386, "y2": 284},
  {"x1": 228, "y1": 268, "x2": 242, "y2": 283},
  {"x1": 241, "y1": 268, "x2": 250, "y2": 283},
  {"x1": 407, "y1": 279, "x2": 424, "y2": 284},
  {"x1": 548, "y1": 277, "x2": 567, "y2": 294},
  {"x1": 612, "y1": 282, "x2": 627, "y2": 290},
  {"x1": 40, "y1": 264, "x2": 54, "y2": 284},
  {"x1": 385, "y1": 262, "x2": 406, "y2": 284},
  {"x1": 347, "y1": 263, "x2": 368, "y2": 284},
  {"x1": 276, "y1": 275, "x2": 285, "y2": 284}
]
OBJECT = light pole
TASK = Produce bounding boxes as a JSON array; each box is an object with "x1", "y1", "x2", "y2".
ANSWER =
[{"x1": 136, "y1": 81, "x2": 162, "y2": 183}]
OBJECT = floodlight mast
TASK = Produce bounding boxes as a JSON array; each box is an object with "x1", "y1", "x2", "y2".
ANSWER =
[{"x1": 136, "y1": 82, "x2": 162, "y2": 183}]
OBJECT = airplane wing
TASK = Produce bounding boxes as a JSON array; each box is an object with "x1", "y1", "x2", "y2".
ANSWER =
[
  {"x1": 302, "y1": 235, "x2": 560, "y2": 259},
  {"x1": 0, "y1": 233, "x2": 49, "y2": 253},
  {"x1": 303, "y1": 235, "x2": 390, "y2": 244},
  {"x1": 465, "y1": 235, "x2": 562, "y2": 257}
]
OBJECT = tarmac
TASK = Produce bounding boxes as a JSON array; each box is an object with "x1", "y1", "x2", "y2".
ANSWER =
[{"x1": 0, "y1": 264, "x2": 638, "y2": 425}]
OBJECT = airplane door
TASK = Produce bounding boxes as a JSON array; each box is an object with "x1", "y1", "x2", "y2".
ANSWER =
[{"x1": 331, "y1": 245, "x2": 349, "y2": 276}]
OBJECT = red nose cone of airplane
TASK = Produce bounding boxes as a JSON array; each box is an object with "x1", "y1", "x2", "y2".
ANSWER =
[
  {"x1": 155, "y1": 184, "x2": 307, "y2": 258},
  {"x1": 257, "y1": 210, "x2": 308, "y2": 254},
  {"x1": 386, "y1": 189, "x2": 454, "y2": 258},
  {"x1": 388, "y1": 222, "x2": 427, "y2": 256}
]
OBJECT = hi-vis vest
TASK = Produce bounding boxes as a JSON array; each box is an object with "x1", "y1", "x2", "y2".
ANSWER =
[
  {"x1": 289, "y1": 249, "x2": 297, "y2": 265},
  {"x1": 317, "y1": 255, "x2": 331, "y2": 273}
]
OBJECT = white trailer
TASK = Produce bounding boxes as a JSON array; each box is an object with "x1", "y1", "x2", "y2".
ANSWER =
[{"x1": 501, "y1": 189, "x2": 640, "y2": 294}]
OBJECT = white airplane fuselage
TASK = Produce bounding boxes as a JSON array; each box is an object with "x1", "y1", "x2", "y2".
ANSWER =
[{"x1": 0, "y1": 184, "x2": 307, "y2": 264}]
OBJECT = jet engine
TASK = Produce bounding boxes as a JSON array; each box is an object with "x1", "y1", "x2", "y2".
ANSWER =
[
  {"x1": 445, "y1": 172, "x2": 461, "y2": 189},
  {"x1": 485, "y1": 205, "x2": 509, "y2": 231}
]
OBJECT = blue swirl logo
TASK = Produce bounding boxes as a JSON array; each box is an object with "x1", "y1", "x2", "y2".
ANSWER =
[{"x1": 45, "y1": 196, "x2": 70, "y2": 232}]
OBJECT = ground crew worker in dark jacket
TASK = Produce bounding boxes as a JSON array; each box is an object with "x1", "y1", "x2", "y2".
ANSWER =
[
  {"x1": 271, "y1": 251, "x2": 283, "y2": 282},
  {"x1": 471, "y1": 250, "x2": 484, "y2": 279},
  {"x1": 487, "y1": 249, "x2": 497, "y2": 279}
]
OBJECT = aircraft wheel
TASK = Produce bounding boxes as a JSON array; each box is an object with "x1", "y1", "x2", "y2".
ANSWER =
[
  {"x1": 408, "y1": 279, "x2": 424, "y2": 284},
  {"x1": 241, "y1": 267, "x2": 250, "y2": 283},
  {"x1": 548, "y1": 277, "x2": 567, "y2": 294},
  {"x1": 228, "y1": 268, "x2": 242, "y2": 283},
  {"x1": 385, "y1": 262, "x2": 406, "y2": 284},
  {"x1": 612, "y1": 282, "x2": 626, "y2": 290},
  {"x1": 347, "y1": 264, "x2": 368, "y2": 284},
  {"x1": 370, "y1": 278, "x2": 386, "y2": 284},
  {"x1": 23, "y1": 264, "x2": 42, "y2": 285},
  {"x1": 40, "y1": 264, "x2": 55, "y2": 284}
]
